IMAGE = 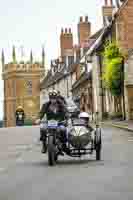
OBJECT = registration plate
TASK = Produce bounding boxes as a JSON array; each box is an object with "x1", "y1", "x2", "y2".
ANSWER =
[{"x1": 48, "y1": 120, "x2": 58, "y2": 127}]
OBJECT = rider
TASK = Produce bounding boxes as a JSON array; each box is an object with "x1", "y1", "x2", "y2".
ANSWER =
[
  {"x1": 79, "y1": 107, "x2": 93, "y2": 132},
  {"x1": 37, "y1": 89, "x2": 68, "y2": 153},
  {"x1": 15, "y1": 106, "x2": 25, "y2": 126}
]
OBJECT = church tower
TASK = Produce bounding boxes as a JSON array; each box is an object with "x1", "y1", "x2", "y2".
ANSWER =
[{"x1": 2, "y1": 47, "x2": 45, "y2": 127}]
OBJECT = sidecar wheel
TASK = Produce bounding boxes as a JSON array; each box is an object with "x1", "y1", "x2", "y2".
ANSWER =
[{"x1": 48, "y1": 135, "x2": 56, "y2": 166}]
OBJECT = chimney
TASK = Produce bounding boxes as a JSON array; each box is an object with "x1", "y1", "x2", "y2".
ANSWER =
[
  {"x1": 102, "y1": 0, "x2": 115, "y2": 26},
  {"x1": 78, "y1": 16, "x2": 91, "y2": 46},
  {"x1": 60, "y1": 27, "x2": 73, "y2": 60},
  {"x1": 69, "y1": 28, "x2": 71, "y2": 34},
  {"x1": 80, "y1": 16, "x2": 83, "y2": 22},
  {"x1": 65, "y1": 28, "x2": 67, "y2": 34},
  {"x1": 85, "y1": 16, "x2": 88, "y2": 22}
]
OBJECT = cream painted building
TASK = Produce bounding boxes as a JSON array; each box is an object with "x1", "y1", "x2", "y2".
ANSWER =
[{"x1": 124, "y1": 50, "x2": 133, "y2": 120}]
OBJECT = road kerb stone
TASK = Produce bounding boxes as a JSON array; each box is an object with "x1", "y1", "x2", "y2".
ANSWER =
[{"x1": 101, "y1": 122, "x2": 133, "y2": 132}]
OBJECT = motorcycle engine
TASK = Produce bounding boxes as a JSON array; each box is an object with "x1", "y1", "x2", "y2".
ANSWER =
[{"x1": 68, "y1": 126, "x2": 92, "y2": 148}]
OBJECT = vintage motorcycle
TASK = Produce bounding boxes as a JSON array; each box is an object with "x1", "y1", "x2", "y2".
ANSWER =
[{"x1": 40, "y1": 115, "x2": 102, "y2": 166}]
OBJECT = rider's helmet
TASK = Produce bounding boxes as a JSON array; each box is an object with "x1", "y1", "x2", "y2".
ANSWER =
[
  {"x1": 48, "y1": 89, "x2": 58, "y2": 99},
  {"x1": 79, "y1": 112, "x2": 90, "y2": 125},
  {"x1": 52, "y1": 89, "x2": 58, "y2": 97}
]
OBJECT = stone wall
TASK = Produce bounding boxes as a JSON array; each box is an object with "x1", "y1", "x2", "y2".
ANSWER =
[{"x1": 2, "y1": 64, "x2": 42, "y2": 127}]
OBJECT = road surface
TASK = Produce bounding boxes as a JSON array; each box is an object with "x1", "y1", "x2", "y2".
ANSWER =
[{"x1": 0, "y1": 125, "x2": 133, "y2": 200}]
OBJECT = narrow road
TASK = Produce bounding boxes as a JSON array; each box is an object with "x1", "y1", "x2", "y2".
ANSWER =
[{"x1": 0, "y1": 125, "x2": 133, "y2": 200}]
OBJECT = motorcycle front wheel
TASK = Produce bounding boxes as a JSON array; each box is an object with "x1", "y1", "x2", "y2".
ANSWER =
[{"x1": 48, "y1": 135, "x2": 56, "y2": 166}]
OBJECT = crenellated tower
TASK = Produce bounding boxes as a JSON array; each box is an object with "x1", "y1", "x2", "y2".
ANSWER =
[{"x1": 1, "y1": 47, "x2": 45, "y2": 127}]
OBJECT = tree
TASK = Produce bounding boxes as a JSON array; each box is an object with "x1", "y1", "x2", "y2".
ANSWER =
[{"x1": 103, "y1": 41, "x2": 124, "y2": 114}]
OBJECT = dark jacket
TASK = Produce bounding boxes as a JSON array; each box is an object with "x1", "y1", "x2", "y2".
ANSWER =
[
  {"x1": 15, "y1": 110, "x2": 25, "y2": 122},
  {"x1": 39, "y1": 100, "x2": 68, "y2": 121},
  {"x1": 57, "y1": 95, "x2": 67, "y2": 105}
]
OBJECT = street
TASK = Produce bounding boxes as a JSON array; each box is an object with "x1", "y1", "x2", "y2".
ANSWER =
[{"x1": 0, "y1": 125, "x2": 133, "y2": 200}]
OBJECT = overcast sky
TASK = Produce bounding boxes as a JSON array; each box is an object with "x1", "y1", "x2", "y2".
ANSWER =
[{"x1": 0, "y1": 0, "x2": 106, "y2": 119}]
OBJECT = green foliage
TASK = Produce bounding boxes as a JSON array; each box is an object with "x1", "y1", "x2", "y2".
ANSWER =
[
  {"x1": 103, "y1": 41, "x2": 122, "y2": 59},
  {"x1": 103, "y1": 42, "x2": 123, "y2": 96}
]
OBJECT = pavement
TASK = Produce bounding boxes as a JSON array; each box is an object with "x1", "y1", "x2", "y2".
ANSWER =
[
  {"x1": 0, "y1": 125, "x2": 133, "y2": 199},
  {"x1": 101, "y1": 120, "x2": 133, "y2": 132}
]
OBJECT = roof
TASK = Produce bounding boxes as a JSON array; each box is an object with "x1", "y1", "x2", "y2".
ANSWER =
[
  {"x1": 72, "y1": 71, "x2": 92, "y2": 91},
  {"x1": 40, "y1": 64, "x2": 70, "y2": 90},
  {"x1": 89, "y1": 28, "x2": 103, "y2": 40},
  {"x1": 114, "y1": 0, "x2": 128, "y2": 18},
  {"x1": 40, "y1": 28, "x2": 106, "y2": 90}
]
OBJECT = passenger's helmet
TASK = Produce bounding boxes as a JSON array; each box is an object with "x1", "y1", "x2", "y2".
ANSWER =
[{"x1": 79, "y1": 112, "x2": 90, "y2": 124}]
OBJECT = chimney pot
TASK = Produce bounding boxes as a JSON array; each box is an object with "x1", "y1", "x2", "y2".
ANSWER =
[
  {"x1": 85, "y1": 16, "x2": 88, "y2": 22},
  {"x1": 65, "y1": 28, "x2": 67, "y2": 33},
  {"x1": 69, "y1": 28, "x2": 71, "y2": 33},
  {"x1": 110, "y1": 0, "x2": 113, "y2": 6},
  {"x1": 61, "y1": 28, "x2": 64, "y2": 34},
  {"x1": 80, "y1": 16, "x2": 83, "y2": 22}
]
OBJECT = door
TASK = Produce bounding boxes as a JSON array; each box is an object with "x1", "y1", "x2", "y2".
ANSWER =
[{"x1": 127, "y1": 87, "x2": 133, "y2": 120}]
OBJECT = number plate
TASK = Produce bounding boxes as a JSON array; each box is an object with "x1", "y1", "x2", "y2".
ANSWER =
[{"x1": 48, "y1": 120, "x2": 58, "y2": 127}]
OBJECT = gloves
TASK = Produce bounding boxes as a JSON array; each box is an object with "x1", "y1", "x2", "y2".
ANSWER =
[{"x1": 35, "y1": 119, "x2": 41, "y2": 125}]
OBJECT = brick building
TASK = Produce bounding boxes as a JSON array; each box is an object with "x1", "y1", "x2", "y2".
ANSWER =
[
  {"x1": 40, "y1": 16, "x2": 91, "y2": 106},
  {"x1": 1, "y1": 47, "x2": 45, "y2": 127},
  {"x1": 114, "y1": 0, "x2": 133, "y2": 51}
]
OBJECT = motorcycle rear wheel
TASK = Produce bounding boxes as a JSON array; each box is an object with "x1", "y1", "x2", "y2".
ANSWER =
[{"x1": 95, "y1": 128, "x2": 101, "y2": 161}]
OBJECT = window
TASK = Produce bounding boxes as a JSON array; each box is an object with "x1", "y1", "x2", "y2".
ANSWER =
[
  {"x1": 26, "y1": 80, "x2": 32, "y2": 95},
  {"x1": 68, "y1": 56, "x2": 74, "y2": 66},
  {"x1": 12, "y1": 80, "x2": 16, "y2": 97}
]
